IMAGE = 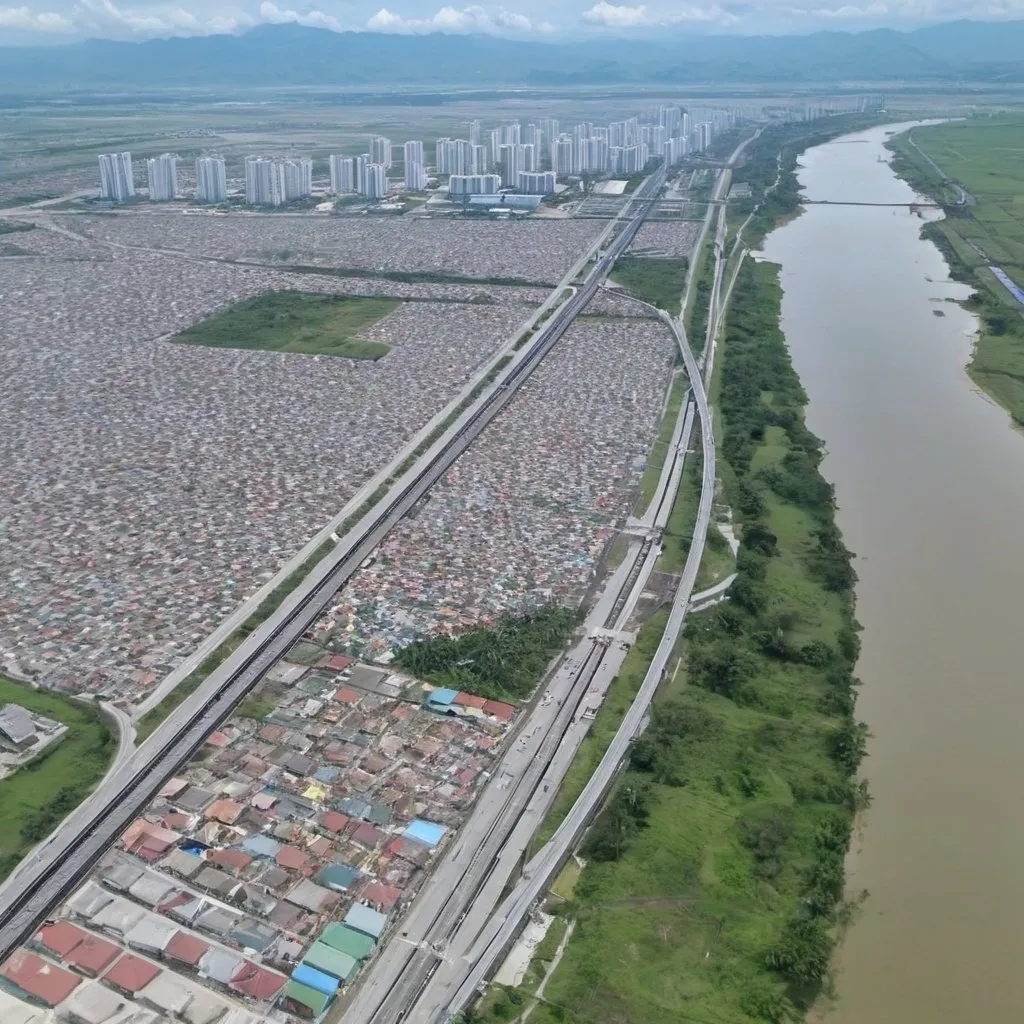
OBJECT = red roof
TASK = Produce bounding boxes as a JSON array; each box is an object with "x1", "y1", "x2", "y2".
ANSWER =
[
  {"x1": 1, "y1": 949, "x2": 81, "y2": 1006},
  {"x1": 120, "y1": 819, "x2": 179, "y2": 858},
  {"x1": 209, "y1": 848, "x2": 252, "y2": 873},
  {"x1": 229, "y1": 961, "x2": 287, "y2": 1000},
  {"x1": 352, "y1": 822, "x2": 386, "y2": 850},
  {"x1": 482, "y1": 699, "x2": 515, "y2": 722},
  {"x1": 205, "y1": 730, "x2": 231, "y2": 748},
  {"x1": 37, "y1": 921, "x2": 86, "y2": 957},
  {"x1": 204, "y1": 799, "x2": 243, "y2": 825},
  {"x1": 320, "y1": 811, "x2": 350, "y2": 834},
  {"x1": 334, "y1": 687, "x2": 361, "y2": 704},
  {"x1": 361, "y1": 882, "x2": 403, "y2": 911},
  {"x1": 104, "y1": 953, "x2": 161, "y2": 993},
  {"x1": 65, "y1": 934, "x2": 122, "y2": 977},
  {"x1": 275, "y1": 845, "x2": 310, "y2": 870},
  {"x1": 164, "y1": 930, "x2": 210, "y2": 968},
  {"x1": 453, "y1": 692, "x2": 487, "y2": 709},
  {"x1": 323, "y1": 655, "x2": 354, "y2": 671}
]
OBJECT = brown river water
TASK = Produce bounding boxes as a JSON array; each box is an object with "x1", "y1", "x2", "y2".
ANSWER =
[{"x1": 760, "y1": 123, "x2": 1024, "y2": 1023}]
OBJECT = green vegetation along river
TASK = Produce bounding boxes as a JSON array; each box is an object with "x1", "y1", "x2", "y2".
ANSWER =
[{"x1": 762, "y1": 123, "x2": 1024, "y2": 1022}]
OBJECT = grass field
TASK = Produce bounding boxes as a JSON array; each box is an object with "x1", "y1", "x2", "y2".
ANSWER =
[
  {"x1": 0, "y1": 678, "x2": 115, "y2": 879},
  {"x1": 634, "y1": 373, "x2": 687, "y2": 515},
  {"x1": 172, "y1": 291, "x2": 398, "y2": 360},
  {"x1": 479, "y1": 260, "x2": 860, "y2": 1024},
  {"x1": 610, "y1": 256, "x2": 688, "y2": 317},
  {"x1": 888, "y1": 117, "x2": 1024, "y2": 420}
]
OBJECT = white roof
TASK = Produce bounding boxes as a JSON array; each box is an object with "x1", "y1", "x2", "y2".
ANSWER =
[
  {"x1": 0, "y1": 989, "x2": 47, "y2": 1024},
  {"x1": 57, "y1": 980, "x2": 131, "y2": 1024},
  {"x1": 91, "y1": 895, "x2": 145, "y2": 936},
  {"x1": 136, "y1": 972, "x2": 192, "y2": 1014},
  {"x1": 67, "y1": 880, "x2": 114, "y2": 919},
  {"x1": 0, "y1": 704, "x2": 36, "y2": 744}
]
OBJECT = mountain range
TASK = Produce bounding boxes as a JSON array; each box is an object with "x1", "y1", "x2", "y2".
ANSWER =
[{"x1": 2, "y1": 20, "x2": 1024, "y2": 90}]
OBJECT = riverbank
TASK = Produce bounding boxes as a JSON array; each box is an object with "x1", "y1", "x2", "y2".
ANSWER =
[
  {"x1": 887, "y1": 117, "x2": 1024, "y2": 423},
  {"x1": 468, "y1": 123, "x2": 870, "y2": 1021}
]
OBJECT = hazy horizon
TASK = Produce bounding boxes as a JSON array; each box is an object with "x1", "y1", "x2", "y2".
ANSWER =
[{"x1": 2, "y1": 0, "x2": 1024, "y2": 47}]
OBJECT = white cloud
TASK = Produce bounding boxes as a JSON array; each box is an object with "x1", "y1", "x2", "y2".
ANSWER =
[
  {"x1": 258, "y1": 1, "x2": 343, "y2": 31},
  {"x1": 581, "y1": 0, "x2": 649, "y2": 23},
  {"x1": 788, "y1": 1, "x2": 889, "y2": 15},
  {"x1": 69, "y1": 0, "x2": 251, "y2": 38},
  {"x1": 367, "y1": 4, "x2": 548, "y2": 33},
  {"x1": 0, "y1": 5, "x2": 75, "y2": 31},
  {"x1": 581, "y1": 0, "x2": 737, "y2": 24}
]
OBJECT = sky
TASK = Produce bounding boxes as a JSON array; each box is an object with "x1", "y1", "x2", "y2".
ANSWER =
[{"x1": 0, "y1": 0, "x2": 1021, "y2": 44}]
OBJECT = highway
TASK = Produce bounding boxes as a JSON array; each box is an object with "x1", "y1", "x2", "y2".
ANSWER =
[
  {"x1": 365, "y1": 138, "x2": 754, "y2": 1024},
  {"x1": 340, "y1": 297, "x2": 695, "y2": 1024},
  {"x1": 0, "y1": 171, "x2": 666, "y2": 963},
  {"x1": 132, "y1": 186, "x2": 644, "y2": 721}
]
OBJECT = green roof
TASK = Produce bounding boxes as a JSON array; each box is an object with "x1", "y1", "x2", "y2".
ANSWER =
[
  {"x1": 303, "y1": 941, "x2": 359, "y2": 981},
  {"x1": 320, "y1": 922, "x2": 376, "y2": 961},
  {"x1": 283, "y1": 979, "x2": 331, "y2": 1016}
]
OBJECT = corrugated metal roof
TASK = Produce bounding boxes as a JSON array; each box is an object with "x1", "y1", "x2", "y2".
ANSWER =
[
  {"x1": 302, "y1": 941, "x2": 358, "y2": 982},
  {"x1": 320, "y1": 922, "x2": 376, "y2": 961},
  {"x1": 291, "y1": 963, "x2": 339, "y2": 997},
  {"x1": 344, "y1": 903, "x2": 387, "y2": 939}
]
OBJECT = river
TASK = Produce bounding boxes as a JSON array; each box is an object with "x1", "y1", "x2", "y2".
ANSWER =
[{"x1": 760, "y1": 123, "x2": 1024, "y2": 1023}]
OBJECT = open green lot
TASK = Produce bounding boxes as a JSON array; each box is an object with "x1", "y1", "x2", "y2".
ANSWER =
[
  {"x1": 610, "y1": 256, "x2": 688, "y2": 317},
  {"x1": 0, "y1": 677, "x2": 115, "y2": 879},
  {"x1": 889, "y1": 117, "x2": 1024, "y2": 420},
  {"x1": 172, "y1": 291, "x2": 399, "y2": 360}
]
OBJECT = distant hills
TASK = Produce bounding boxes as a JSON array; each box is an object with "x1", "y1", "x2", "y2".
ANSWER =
[{"x1": 2, "y1": 20, "x2": 1024, "y2": 90}]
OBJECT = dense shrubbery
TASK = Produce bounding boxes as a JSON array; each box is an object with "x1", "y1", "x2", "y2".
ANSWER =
[
  {"x1": 395, "y1": 604, "x2": 576, "y2": 702},
  {"x1": 568, "y1": 261, "x2": 862, "y2": 1019}
]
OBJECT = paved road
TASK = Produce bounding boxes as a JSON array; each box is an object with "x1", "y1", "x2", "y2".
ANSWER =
[
  {"x1": 337, "y1": 175, "x2": 674, "y2": 1024},
  {"x1": 131, "y1": 198, "x2": 631, "y2": 721},
  {"x1": 428, "y1": 300, "x2": 717, "y2": 1024},
  {"x1": 407, "y1": 140, "x2": 754, "y2": 1024},
  {"x1": 0, "y1": 173, "x2": 664, "y2": 964}
]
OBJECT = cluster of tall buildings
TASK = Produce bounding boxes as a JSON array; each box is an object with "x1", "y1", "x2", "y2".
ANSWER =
[
  {"x1": 433, "y1": 105, "x2": 728, "y2": 197},
  {"x1": 97, "y1": 105, "x2": 735, "y2": 209},
  {"x1": 244, "y1": 157, "x2": 313, "y2": 207}
]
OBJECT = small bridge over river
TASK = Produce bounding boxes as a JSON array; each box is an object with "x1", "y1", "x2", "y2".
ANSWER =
[{"x1": 803, "y1": 200, "x2": 941, "y2": 209}]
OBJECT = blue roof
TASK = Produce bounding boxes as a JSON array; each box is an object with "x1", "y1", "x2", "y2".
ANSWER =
[
  {"x1": 292, "y1": 962, "x2": 340, "y2": 996},
  {"x1": 314, "y1": 767, "x2": 340, "y2": 783},
  {"x1": 426, "y1": 687, "x2": 459, "y2": 706},
  {"x1": 345, "y1": 903, "x2": 387, "y2": 939},
  {"x1": 404, "y1": 819, "x2": 448, "y2": 847},
  {"x1": 241, "y1": 835, "x2": 281, "y2": 858}
]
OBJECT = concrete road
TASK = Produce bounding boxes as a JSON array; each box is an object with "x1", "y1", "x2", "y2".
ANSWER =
[
  {"x1": 132, "y1": 205, "x2": 633, "y2": 720},
  {"x1": 0, "y1": 174, "x2": 663, "y2": 963},
  {"x1": 404, "y1": 143, "x2": 755, "y2": 1024}
]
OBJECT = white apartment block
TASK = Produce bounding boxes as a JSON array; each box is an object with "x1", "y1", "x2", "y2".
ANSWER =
[
  {"x1": 403, "y1": 141, "x2": 427, "y2": 190},
  {"x1": 362, "y1": 163, "x2": 389, "y2": 199},
  {"x1": 244, "y1": 156, "x2": 312, "y2": 206},
  {"x1": 369, "y1": 136, "x2": 392, "y2": 168},
  {"x1": 517, "y1": 171, "x2": 556, "y2": 195},
  {"x1": 195, "y1": 156, "x2": 227, "y2": 203},
  {"x1": 146, "y1": 153, "x2": 178, "y2": 201},
  {"x1": 98, "y1": 152, "x2": 135, "y2": 203},
  {"x1": 448, "y1": 174, "x2": 501, "y2": 197},
  {"x1": 329, "y1": 155, "x2": 356, "y2": 194}
]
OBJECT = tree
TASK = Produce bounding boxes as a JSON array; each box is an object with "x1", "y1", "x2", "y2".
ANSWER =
[{"x1": 765, "y1": 915, "x2": 832, "y2": 984}]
